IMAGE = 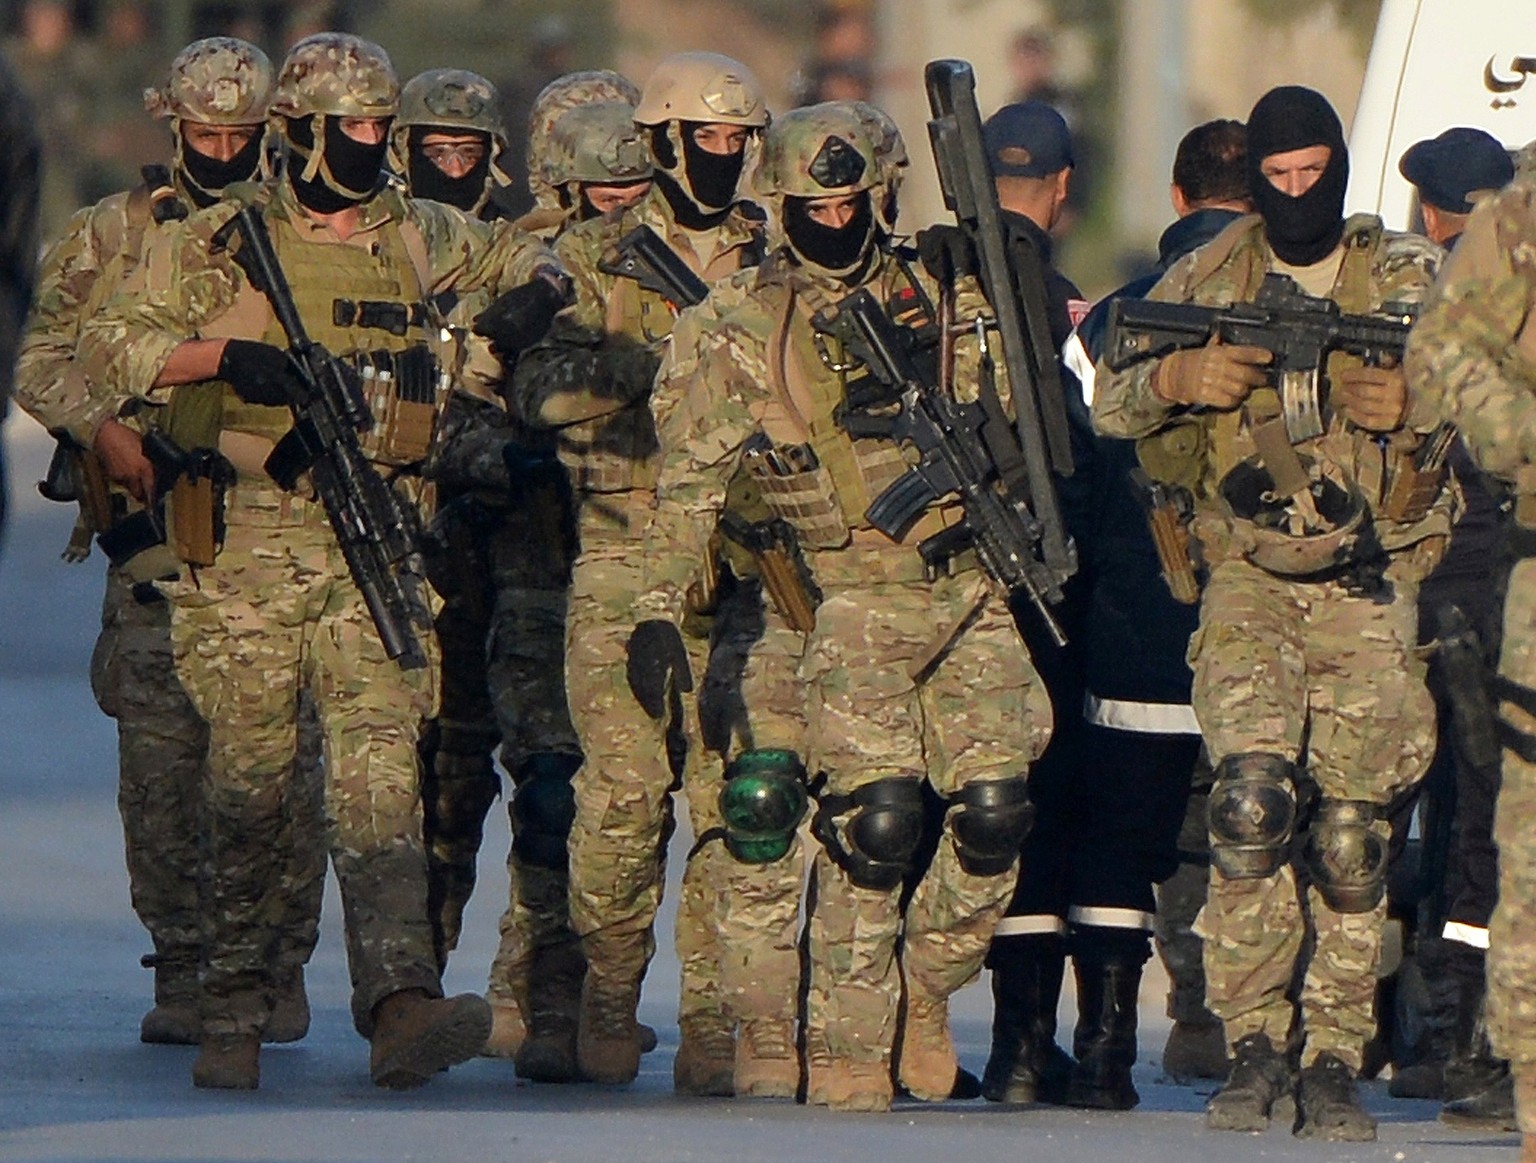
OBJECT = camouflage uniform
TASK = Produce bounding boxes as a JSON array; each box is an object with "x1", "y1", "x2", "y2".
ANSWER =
[
  {"x1": 508, "y1": 52, "x2": 768, "y2": 1089},
  {"x1": 78, "y1": 34, "x2": 559, "y2": 1086},
  {"x1": 1093, "y1": 211, "x2": 1447, "y2": 1076},
  {"x1": 1404, "y1": 172, "x2": 1536, "y2": 1135},
  {"x1": 650, "y1": 104, "x2": 1051, "y2": 1112},
  {"x1": 11, "y1": 37, "x2": 324, "y2": 1045}
]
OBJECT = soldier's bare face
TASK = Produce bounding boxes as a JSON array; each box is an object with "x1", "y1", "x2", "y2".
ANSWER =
[
  {"x1": 804, "y1": 193, "x2": 861, "y2": 229},
  {"x1": 420, "y1": 132, "x2": 489, "y2": 179},
  {"x1": 691, "y1": 123, "x2": 749, "y2": 156},
  {"x1": 182, "y1": 122, "x2": 261, "y2": 163},
  {"x1": 338, "y1": 116, "x2": 391, "y2": 146},
  {"x1": 583, "y1": 181, "x2": 653, "y2": 214},
  {"x1": 1259, "y1": 145, "x2": 1330, "y2": 197}
]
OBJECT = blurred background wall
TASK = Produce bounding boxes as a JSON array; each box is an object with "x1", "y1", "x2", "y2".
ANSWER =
[{"x1": 1, "y1": 0, "x2": 1380, "y2": 297}]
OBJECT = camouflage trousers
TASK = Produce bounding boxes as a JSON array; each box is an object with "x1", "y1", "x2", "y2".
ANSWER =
[
  {"x1": 162, "y1": 513, "x2": 441, "y2": 1038},
  {"x1": 91, "y1": 568, "x2": 325, "y2": 1008},
  {"x1": 803, "y1": 560, "x2": 1051, "y2": 1066},
  {"x1": 681, "y1": 580, "x2": 811, "y2": 1031},
  {"x1": 1189, "y1": 559, "x2": 1434, "y2": 1070},
  {"x1": 1489, "y1": 557, "x2": 1536, "y2": 1103},
  {"x1": 564, "y1": 533, "x2": 703, "y2": 1005},
  {"x1": 485, "y1": 585, "x2": 584, "y2": 1016}
]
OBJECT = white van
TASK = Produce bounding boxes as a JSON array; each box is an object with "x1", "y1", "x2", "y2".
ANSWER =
[{"x1": 1346, "y1": 0, "x2": 1536, "y2": 230}]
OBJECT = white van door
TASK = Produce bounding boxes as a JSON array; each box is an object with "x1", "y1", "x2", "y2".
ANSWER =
[{"x1": 1347, "y1": 0, "x2": 1536, "y2": 229}]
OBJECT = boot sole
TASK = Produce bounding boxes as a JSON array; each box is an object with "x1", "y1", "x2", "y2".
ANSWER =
[
  {"x1": 1440, "y1": 1109, "x2": 1519, "y2": 1132},
  {"x1": 515, "y1": 1039, "x2": 583, "y2": 1084},
  {"x1": 1293, "y1": 1120, "x2": 1377, "y2": 1142},
  {"x1": 371, "y1": 998, "x2": 493, "y2": 1091},
  {"x1": 1207, "y1": 1101, "x2": 1272, "y2": 1133}
]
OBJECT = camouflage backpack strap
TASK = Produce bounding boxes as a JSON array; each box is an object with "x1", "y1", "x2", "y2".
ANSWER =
[{"x1": 1181, "y1": 213, "x2": 1268, "y2": 301}]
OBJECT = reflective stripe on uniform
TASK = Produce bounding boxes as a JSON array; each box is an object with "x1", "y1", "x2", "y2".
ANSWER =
[
  {"x1": 1083, "y1": 692, "x2": 1202, "y2": 735},
  {"x1": 1443, "y1": 920, "x2": 1491, "y2": 950},
  {"x1": 1068, "y1": 905, "x2": 1155, "y2": 932},
  {"x1": 993, "y1": 914, "x2": 1068, "y2": 938}
]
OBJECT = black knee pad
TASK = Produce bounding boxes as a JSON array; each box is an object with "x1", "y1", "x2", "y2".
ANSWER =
[
  {"x1": 1303, "y1": 798, "x2": 1387, "y2": 913},
  {"x1": 813, "y1": 776, "x2": 924, "y2": 892},
  {"x1": 1207, "y1": 752, "x2": 1296, "y2": 880},
  {"x1": 510, "y1": 751, "x2": 581, "y2": 870},
  {"x1": 718, "y1": 748, "x2": 809, "y2": 865},
  {"x1": 949, "y1": 776, "x2": 1034, "y2": 876}
]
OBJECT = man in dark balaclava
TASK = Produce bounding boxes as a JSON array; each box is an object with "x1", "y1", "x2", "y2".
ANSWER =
[{"x1": 1091, "y1": 82, "x2": 1449, "y2": 1144}]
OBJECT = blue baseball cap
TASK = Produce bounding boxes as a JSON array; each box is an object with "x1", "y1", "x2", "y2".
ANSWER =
[
  {"x1": 1399, "y1": 127, "x2": 1514, "y2": 214},
  {"x1": 983, "y1": 101, "x2": 1073, "y2": 179}
]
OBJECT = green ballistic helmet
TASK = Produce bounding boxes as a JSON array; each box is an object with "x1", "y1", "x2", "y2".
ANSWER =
[
  {"x1": 270, "y1": 32, "x2": 398, "y2": 120},
  {"x1": 389, "y1": 68, "x2": 509, "y2": 210},
  {"x1": 145, "y1": 36, "x2": 274, "y2": 126},
  {"x1": 753, "y1": 101, "x2": 883, "y2": 201},
  {"x1": 526, "y1": 70, "x2": 642, "y2": 208},
  {"x1": 546, "y1": 102, "x2": 653, "y2": 189}
]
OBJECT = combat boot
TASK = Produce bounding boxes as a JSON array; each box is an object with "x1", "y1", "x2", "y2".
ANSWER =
[
  {"x1": 140, "y1": 953, "x2": 200, "y2": 1046},
  {"x1": 576, "y1": 970, "x2": 643, "y2": 1085},
  {"x1": 481, "y1": 997, "x2": 527, "y2": 1058},
  {"x1": 674, "y1": 1014, "x2": 736, "y2": 1096},
  {"x1": 368, "y1": 989, "x2": 493, "y2": 1090},
  {"x1": 192, "y1": 1033, "x2": 260, "y2": 1090},
  {"x1": 1439, "y1": 954, "x2": 1513, "y2": 1125},
  {"x1": 981, "y1": 937, "x2": 1073, "y2": 1104},
  {"x1": 1442, "y1": 1072, "x2": 1516, "y2": 1131},
  {"x1": 805, "y1": 1026, "x2": 833, "y2": 1107},
  {"x1": 1065, "y1": 954, "x2": 1142, "y2": 1110},
  {"x1": 1206, "y1": 1032, "x2": 1293, "y2": 1132},
  {"x1": 1293, "y1": 1052, "x2": 1377, "y2": 1141},
  {"x1": 515, "y1": 940, "x2": 585, "y2": 1083},
  {"x1": 1161, "y1": 1018, "x2": 1230, "y2": 1082},
  {"x1": 262, "y1": 965, "x2": 310, "y2": 1044},
  {"x1": 736, "y1": 1018, "x2": 800, "y2": 1098},
  {"x1": 822, "y1": 1057, "x2": 893, "y2": 1113}
]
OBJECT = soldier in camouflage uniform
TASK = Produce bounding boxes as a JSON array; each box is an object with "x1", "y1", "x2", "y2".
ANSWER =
[
  {"x1": 508, "y1": 51, "x2": 769, "y2": 1092},
  {"x1": 649, "y1": 103, "x2": 1049, "y2": 1113},
  {"x1": 1405, "y1": 164, "x2": 1536, "y2": 1163},
  {"x1": 1092, "y1": 86, "x2": 1447, "y2": 1140},
  {"x1": 11, "y1": 36, "x2": 324, "y2": 1050},
  {"x1": 78, "y1": 33, "x2": 565, "y2": 1092},
  {"x1": 514, "y1": 70, "x2": 644, "y2": 237}
]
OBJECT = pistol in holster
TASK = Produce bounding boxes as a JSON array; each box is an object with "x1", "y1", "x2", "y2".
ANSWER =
[
  {"x1": 1129, "y1": 466, "x2": 1202, "y2": 605},
  {"x1": 153, "y1": 432, "x2": 234, "y2": 567}
]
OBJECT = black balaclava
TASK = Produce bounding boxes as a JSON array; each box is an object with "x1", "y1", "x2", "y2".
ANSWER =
[
  {"x1": 178, "y1": 125, "x2": 265, "y2": 209},
  {"x1": 405, "y1": 127, "x2": 491, "y2": 213},
  {"x1": 649, "y1": 121, "x2": 745, "y2": 227},
  {"x1": 783, "y1": 191, "x2": 877, "y2": 282},
  {"x1": 1246, "y1": 85, "x2": 1349, "y2": 266},
  {"x1": 286, "y1": 115, "x2": 390, "y2": 214}
]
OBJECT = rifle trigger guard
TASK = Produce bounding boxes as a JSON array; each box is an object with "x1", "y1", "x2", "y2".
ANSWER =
[{"x1": 813, "y1": 331, "x2": 859, "y2": 373}]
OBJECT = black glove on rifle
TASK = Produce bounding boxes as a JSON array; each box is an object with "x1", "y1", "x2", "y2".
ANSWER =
[{"x1": 217, "y1": 339, "x2": 305, "y2": 406}]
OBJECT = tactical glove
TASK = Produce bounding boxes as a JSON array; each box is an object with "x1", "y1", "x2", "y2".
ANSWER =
[
  {"x1": 625, "y1": 619, "x2": 693, "y2": 721},
  {"x1": 916, "y1": 224, "x2": 978, "y2": 281},
  {"x1": 473, "y1": 276, "x2": 572, "y2": 360},
  {"x1": 217, "y1": 339, "x2": 304, "y2": 407},
  {"x1": 1333, "y1": 364, "x2": 1407, "y2": 432},
  {"x1": 1152, "y1": 341, "x2": 1272, "y2": 409}
]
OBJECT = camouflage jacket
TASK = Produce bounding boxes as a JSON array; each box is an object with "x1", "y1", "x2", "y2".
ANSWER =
[
  {"x1": 649, "y1": 244, "x2": 997, "y2": 595},
  {"x1": 15, "y1": 183, "x2": 166, "y2": 442},
  {"x1": 1092, "y1": 212, "x2": 1449, "y2": 555},
  {"x1": 1405, "y1": 176, "x2": 1536, "y2": 501},
  {"x1": 507, "y1": 185, "x2": 765, "y2": 514}
]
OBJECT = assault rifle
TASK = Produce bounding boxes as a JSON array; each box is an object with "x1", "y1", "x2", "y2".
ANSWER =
[
  {"x1": 813, "y1": 287, "x2": 1070, "y2": 645},
  {"x1": 212, "y1": 203, "x2": 430, "y2": 669},
  {"x1": 598, "y1": 225, "x2": 709, "y2": 309},
  {"x1": 1105, "y1": 273, "x2": 1417, "y2": 441},
  {"x1": 924, "y1": 59, "x2": 1076, "y2": 592}
]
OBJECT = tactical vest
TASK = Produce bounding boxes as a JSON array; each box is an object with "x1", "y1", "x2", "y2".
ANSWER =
[{"x1": 740, "y1": 261, "x2": 927, "y2": 550}]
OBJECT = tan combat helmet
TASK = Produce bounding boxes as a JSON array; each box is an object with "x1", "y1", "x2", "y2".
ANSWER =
[
  {"x1": 389, "y1": 68, "x2": 508, "y2": 214},
  {"x1": 846, "y1": 100, "x2": 908, "y2": 233},
  {"x1": 145, "y1": 37, "x2": 275, "y2": 201},
  {"x1": 271, "y1": 32, "x2": 399, "y2": 201},
  {"x1": 634, "y1": 52, "x2": 767, "y2": 213},
  {"x1": 546, "y1": 101, "x2": 653, "y2": 202},
  {"x1": 525, "y1": 70, "x2": 641, "y2": 210}
]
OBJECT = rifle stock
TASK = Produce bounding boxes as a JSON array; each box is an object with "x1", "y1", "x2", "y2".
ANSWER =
[{"x1": 598, "y1": 225, "x2": 710, "y2": 309}]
